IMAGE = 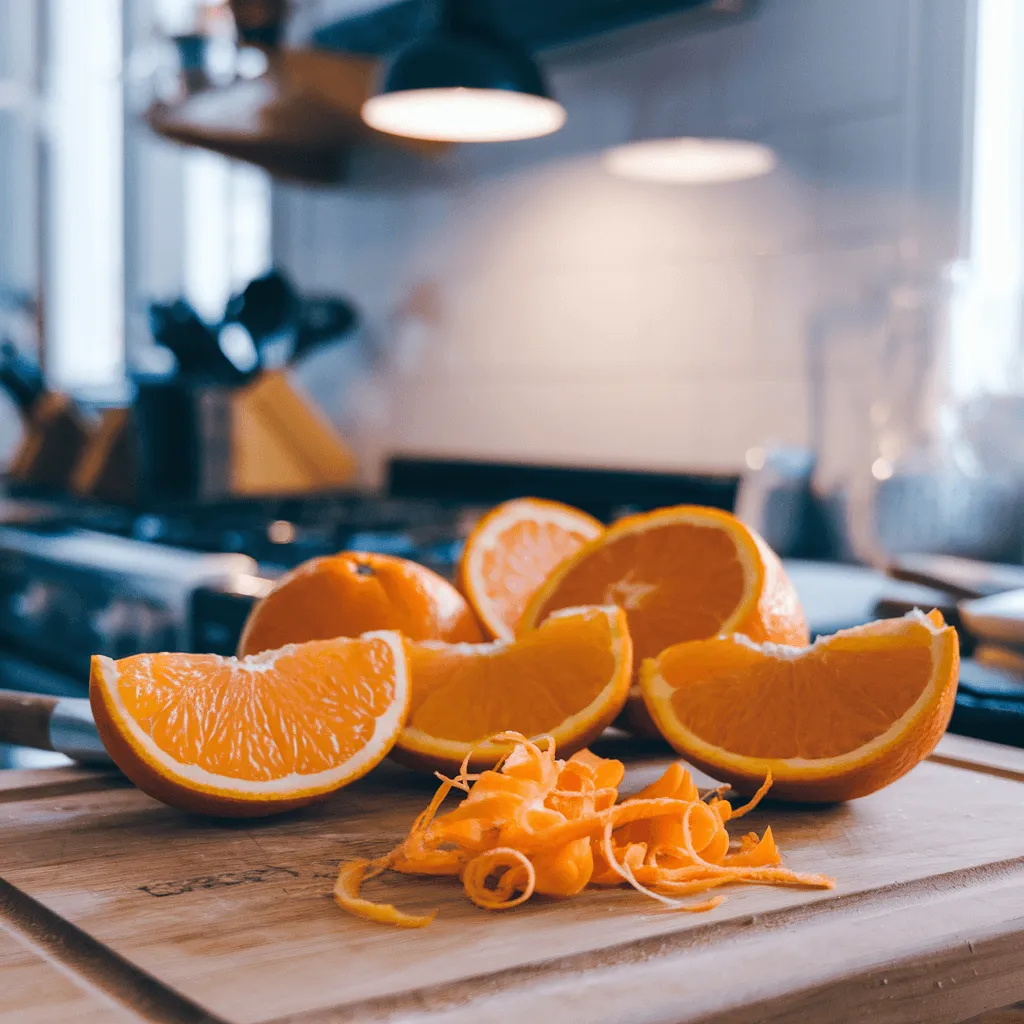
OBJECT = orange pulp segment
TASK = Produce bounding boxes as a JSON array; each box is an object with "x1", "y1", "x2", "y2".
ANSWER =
[
  {"x1": 90, "y1": 633, "x2": 410, "y2": 816},
  {"x1": 640, "y1": 610, "x2": 960, "y2": 802},
  {"x1": 394, "y1": 606, "x2": 632, "y2": 771}
]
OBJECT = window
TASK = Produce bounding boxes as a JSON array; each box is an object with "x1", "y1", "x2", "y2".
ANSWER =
[
  {"x1": 0, "y1": 0, "x2": 272, "y2": 391},
  {"x1": 182, "y1": 151, "x2": 273, "y2": 324},
  {"x1": 48, "y1": 0, "x2": 125, "y2": 388},
  {"x1": 0, "y1": 0, "x2": 41, "y2": 356},
  {"x1": 947, "y1": 0, "x2": 1024, "y2": 400}
]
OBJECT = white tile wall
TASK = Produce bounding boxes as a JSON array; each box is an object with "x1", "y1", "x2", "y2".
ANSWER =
[{"x1": 278, "y1": 0, "x2": 972, "y2": 487}]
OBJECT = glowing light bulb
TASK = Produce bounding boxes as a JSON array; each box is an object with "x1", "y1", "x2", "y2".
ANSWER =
[
  {"x1": 267, "y1": 520, "x2": 296, "y2": 544},
  {"x1": 871, "y1": 458, "x2": 894, "y2": 482},
  {"x1": 603, "y1": 138, "x2": 776, "y2": 184},
  {"x1": 745, "y1": 446, "x2": 766, "y2": 471},
  {"x1": 362, "y1": 88, "x2": 566, "y2": 143}
]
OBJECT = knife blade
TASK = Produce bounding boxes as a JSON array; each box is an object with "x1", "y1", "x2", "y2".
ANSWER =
[{"x1": 0, "y1": 690, "x2": 112, "y2": 765}]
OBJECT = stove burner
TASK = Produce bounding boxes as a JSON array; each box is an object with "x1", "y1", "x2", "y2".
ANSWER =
[{"x1": 11, "y1": 494, "x2": 477, "y2": 573}]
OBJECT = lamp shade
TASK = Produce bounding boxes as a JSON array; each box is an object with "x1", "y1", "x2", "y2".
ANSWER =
[{"x1": 361, "y1": 23, "x2": 566, "y2": 143}]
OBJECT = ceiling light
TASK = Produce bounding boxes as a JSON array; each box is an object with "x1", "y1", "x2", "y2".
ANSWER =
[
  {"x1": 361, "y1": 2, "x2": 566, "y2": 143},
  {"x1": 603, "y1": 138, "x2": 776, "y2": 184},
  {"x1": 363, "y1": 88, "x2": 564, "y2": 143}
]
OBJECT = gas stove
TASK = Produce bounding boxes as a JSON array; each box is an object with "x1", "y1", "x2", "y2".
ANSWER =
[
  {"x1": 0, "y1": 493, "x2": 480, "y2": 694},
  {"x1": 21, "y1": 493, "x2": 468, "y2": 570}
]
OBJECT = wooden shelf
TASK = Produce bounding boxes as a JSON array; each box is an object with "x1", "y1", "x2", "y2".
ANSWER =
[{"x1": 145, "y1": 49, "x2": 446, "y2": 184}]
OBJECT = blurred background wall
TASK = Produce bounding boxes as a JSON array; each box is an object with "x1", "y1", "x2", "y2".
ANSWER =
[
  {"x1": 3, "y1": 0, "x2": 1018, "y2": 504},
  {"x1": 276, "y1": 0, "x2": 971, "y2": 488}
]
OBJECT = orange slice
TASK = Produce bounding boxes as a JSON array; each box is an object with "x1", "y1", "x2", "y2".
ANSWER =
[
  {"x1": 238, "y1": 551, "x2": 482, "y2": 657},
  {"x1": 640, "y1": 610, "x2": 960, "y2": 802},
  {"x1": 90, "y1": 634, "x2": 409, "y2": 817},
  {"x1": 459, "y1": 498, "x2": 603, "y2": 640},
  {"x1": 394, "y1": 605, "x2": 632, "y2": 772},
  {"x1": 520, "y1": 505, "x2": 808, "y2": 733}
]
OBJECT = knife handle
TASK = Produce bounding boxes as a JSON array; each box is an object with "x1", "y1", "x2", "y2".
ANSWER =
[{"x1": 0, "y1": 690, "x2": 58, "y2": 750}]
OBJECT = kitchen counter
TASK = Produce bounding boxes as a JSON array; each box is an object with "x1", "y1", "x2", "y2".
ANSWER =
[{"x1": 1, "y1": 733, "x2": 1023, "y2": 1024}]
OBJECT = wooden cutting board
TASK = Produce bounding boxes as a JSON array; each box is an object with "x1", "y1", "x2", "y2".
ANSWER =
[
  {"x1": 0, "y1": 922, "x2": 143, "y2": 1023},
  {"x1": 1, "y1": 734, "x2": 1023, "y2": 1024}
]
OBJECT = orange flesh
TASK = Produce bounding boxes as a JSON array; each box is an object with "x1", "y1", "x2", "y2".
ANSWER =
[
  {"x1": 113, "y1": 640, "x2": 401, "y2": 781},
  {"x1": 531, "y1": 523, "x2": 748, "y2": 663},
  {"x1": 408, "y1": 611, "x2": 620, "y2": 744},
  {"x1": 660, "y1": 631, "x2": 935, "y2": 760},
  {"x1": 478, "y1": 518, "x2": 600, "y2": 633}
]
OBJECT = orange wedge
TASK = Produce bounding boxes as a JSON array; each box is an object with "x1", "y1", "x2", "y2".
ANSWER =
[
  {"x1": 459, "y1": 498, "x2": 603, "y2": 640},
  {"x1": 238, "y1": 551, "x2": 482, "y2": 657},
  {"x1": 520, "y1": 505, "x2": 808, "y2": 733},
  {"x1": 90, "y1": 634, "x2": 409, "y2": 816},
  {"x1": 394, "y1": 605, "x2": 632, "y2": 772},
  {"x1": 640, "y1": 610, "x2": 960, "y2": 802}
]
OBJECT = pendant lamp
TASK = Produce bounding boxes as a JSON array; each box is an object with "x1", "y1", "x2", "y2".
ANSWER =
[{"x1": 361, "y1": 0, "x2": 566, "y2": 143}]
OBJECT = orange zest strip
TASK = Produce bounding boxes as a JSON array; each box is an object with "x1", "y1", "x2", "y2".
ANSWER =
[
  {"x1": 729, "y1": 772, "x2": 774, "y2": 820},
  {"x1": 333, "y1": 859, "x2": 436, "y2": 929},
  {"x1": 463, "y1": 848, "x2": 536, "y2": 910},
  {"x1": 333, "y1": 736, "x2": 834, "y2": 927},
  {"x1": 600, "y1": 817, "x2": 726, "y2": 913}
]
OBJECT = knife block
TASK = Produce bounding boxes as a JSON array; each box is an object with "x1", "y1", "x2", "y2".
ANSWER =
[
  {"x1": 231, "y1": 370, "x2": 358, "y2": 496},
  {"x1": 132, "y1": 370, "x2": 357, "y2": 503},
  {"x1": 8, "y1": 393, "x2": 91, "y2": 491},
  {"x1": 70, "y1": 407, "x2": 139, "y2": 505}
]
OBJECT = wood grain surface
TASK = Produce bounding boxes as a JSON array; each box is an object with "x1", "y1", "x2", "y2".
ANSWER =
[
  {"x1": 0, "y1": 765, "x2": 127, "y2": 803},
  {"x1": 968, "y1": 1008, "x2": 1024, "y2": 1024},
  {"x1": 931, "y1": 733, "x2": 1024, "y2": 782},
  {"x1": 0, "y1": 734, "x2": 1022, "y2": 1024},
  {"x1": 0, "y1": 922, "x2": 140, "y2": 1023}
]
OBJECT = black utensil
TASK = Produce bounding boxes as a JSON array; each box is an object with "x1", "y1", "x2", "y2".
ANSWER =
[
  {"x1": 0, "y1": 339, "x2": 46, "y2": 416},
  {"x1": 224, "y1": 269, "x2": 298, "y2": 344},
  {"x1": 149, "y1": 299, "x2": 247, "y2": 384},
  {"x1": 291, "y1": 295, "x2": 358, "y2": 363},
  {"x1": 221, "y1": 269, "x2": 300, "y2": 373}
]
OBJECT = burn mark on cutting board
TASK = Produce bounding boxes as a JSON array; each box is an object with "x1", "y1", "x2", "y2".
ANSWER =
[
  {"x1": 139, "y1": 867, "x2": 299, "y2": 898},
  {"x1": 138, "y1": 863, "x2": 342, "y2": 899}
]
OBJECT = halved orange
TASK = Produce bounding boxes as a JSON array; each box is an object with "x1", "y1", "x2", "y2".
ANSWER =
[
  {"x1": 520, "y1": 505, "x2": 808, "y2": 733},
  {"x1": 973, "y1": 643, "x2": 1024, "y2": 675},
  {"x1": 238, "y1": 551, "x2": 482, "y2": 657},
  {"x1": 640, "y1": 610, "x2": 960, "y2": 802},
  {"x1": 459, "y1": 498, "x2": 603, "y2": 640},
  {"x1": 90, "y1": 634, "x2": 409, "y2": 817},
  {"x1": 394, "y1": 605, "x2": 632, "y2": 772}
]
